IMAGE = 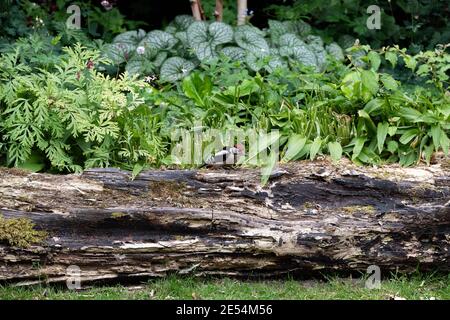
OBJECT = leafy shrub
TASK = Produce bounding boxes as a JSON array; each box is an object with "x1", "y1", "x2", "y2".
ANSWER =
[
  {"x1": 0, "y1": 36, "x2": 166, "y2": 172},
  {"x1": 103, "y1": 15, "x2": 345, "y2": 80}
]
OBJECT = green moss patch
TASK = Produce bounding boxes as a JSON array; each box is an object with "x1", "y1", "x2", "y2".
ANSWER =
[{"x1": 0, "y1": 215, "x2": 47, "y2": 248}]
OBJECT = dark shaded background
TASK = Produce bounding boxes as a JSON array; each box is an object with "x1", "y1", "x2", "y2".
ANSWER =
[{"x1": 114, "y1": 0, "x2": 291, "y2": 29}]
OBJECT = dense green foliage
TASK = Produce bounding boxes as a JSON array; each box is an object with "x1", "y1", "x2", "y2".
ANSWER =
[
  {"x1": 265, "y1": 0, "x2": 450, "y2": 52},
  {"x1": 0, "y1": 3, "x2": 448, "y2": 179},
  {"x1": 103, "y1": 17, "x2": 344, "y2": 81}
]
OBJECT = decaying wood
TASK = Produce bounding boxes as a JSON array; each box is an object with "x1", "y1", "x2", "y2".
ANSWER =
[{"x1": 0, "y1": 159, "x2": 449, "y2": 285}]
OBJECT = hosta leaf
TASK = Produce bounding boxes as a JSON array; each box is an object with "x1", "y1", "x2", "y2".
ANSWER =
[
  {"x1": 141, "y1": 30, "x2": 178, "y2": 51},
  {"x1": 234, "y1": 27, "x2": 270, "y2": 58},
  {"x1": 187, "y1": 21, "x2": 233, "y2": 61},
  {"x1": 160, "y1": 57, "x2": 195, "y2": 82},
  {"x1": 326, "y1": 42, "x2": 345, "y2": 61}
]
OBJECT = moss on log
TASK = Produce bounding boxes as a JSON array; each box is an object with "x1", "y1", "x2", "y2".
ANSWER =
[{"x1": 0, "y1": 159, "x2": 449, "y2": 285}]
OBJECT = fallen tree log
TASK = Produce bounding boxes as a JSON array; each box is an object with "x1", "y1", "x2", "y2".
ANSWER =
[{"x1": 0, "y1": 159, "x2": 449, "y2": 285}]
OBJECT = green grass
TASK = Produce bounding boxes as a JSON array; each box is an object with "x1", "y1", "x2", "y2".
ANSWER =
[{"x1": 0, "y1": 274, "x2": 449, "y2": 300}]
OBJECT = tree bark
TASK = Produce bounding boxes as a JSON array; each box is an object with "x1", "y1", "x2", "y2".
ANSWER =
[
  {"x1": 237, "y1": 0, "x2": 247, "y2": 25},
  {"x1": 0, "y1": 159, "x2": 449, "y2": 285},
  {"x1": 214, "y1": 0, "x2": 223, "y2": 22},
  {"x1": 190, "y1": 0, "x2": 203, "y2": 21}
]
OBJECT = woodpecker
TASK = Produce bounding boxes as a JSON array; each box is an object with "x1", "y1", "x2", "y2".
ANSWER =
[{"x1": 201, "y1": 143, "x2": 245, "y2": 167}]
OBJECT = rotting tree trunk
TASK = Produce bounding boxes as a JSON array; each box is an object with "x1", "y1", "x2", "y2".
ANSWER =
[{"x1": 0, "y1": 159, "x2": 449, "y2": 285}]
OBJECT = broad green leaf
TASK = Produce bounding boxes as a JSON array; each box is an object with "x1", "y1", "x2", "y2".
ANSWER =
[
  {"x1": 140, "y1": 30, "x2": 178, "y2": 51},
  {"x1": 160, "y1": 57, "x2": 195, "y2": 82},
  {"x1": 131, "y1": 163, "x2": 145, "y2": 180},
  {"x1": 387, "y1": 140, "x2": 398, "y2": 153},
  {"x1": 328, "y1": 141, "x2": 342, "y2": 162},
  {"x1": 113, "y1": 29, "x2": 146, "y2": 45},
  {"x1": 368, "y1": 51, "x2": 381, "y2": 71},
  {"x1": 385, "y1": 51, "x2": 397, "y2": 68},
  {"x1": 361, "y1": 69, "x2": 379, "y2": 95},
  {"x1": 364, "y1": 98, "x2": 384, "y2": 115},
  {"x1": 423, "y1": 144, "x2": 435, "y2": 164},
  {"x1": 404, "y1": 56, "x2": 417, "y2": 72},
  {"x1": 325, "y1": 42, "x2": 345, "y2": 61},
  {"x1": 188, "y1": 21, "x2": 233, "y2": 61},
  {"x1": 234, "y1": 27, "x2": 269, "y2": 57},
  {"x1": 352, "y1": 137, "x2": 366, "y2": 160},
  {"x1": 400, "y1": 107, "x2": 423, "y2": 123},
  {"x1": 220, "y1": 46, "x2": 246, "y2": 62},
  {"x1": 380, "y1": 74, "x2": 398, "y2": 90},
  {"x1": 182, "y1": 73, "x2": 212, "y2": 107},
  {"x1": 261, "y1": 149, "x2": 278, "y2": 186},
  {"x1": 282, "y1": 135, "x2": 306, "y2": 162},
  {"x1": 430, "y1": 125, "x2": 442, "y2": 151},
  {"x1": 440, "y1": 131, "x2": 449, "y2": 155},
  {"x1": 388, "y1": 126, "x2": 397, "y2": 136},
  {"x1": 376, "y1": 122, "x2": 389, "y2": 153},
  {"x1": 399, "y1": 128, "x2": 419, "y2": 145},
  {"x1": 173, "y1": 15, "x2": 195, "y2": 31},
  {"x1": 309, "y1": 137, "x2": 322, "y2": 160}
]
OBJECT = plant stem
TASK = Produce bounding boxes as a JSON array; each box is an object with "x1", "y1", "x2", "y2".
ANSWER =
[
  {"x1": 214, "y1": 0, "x2": 223, "y2": 22},
  {"x1": 237, "y1": 0, "x2": 247, "y2": 25}
]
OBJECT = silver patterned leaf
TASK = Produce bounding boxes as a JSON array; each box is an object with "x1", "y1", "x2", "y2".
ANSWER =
[
  {"x1": 160, "y1": 57, "x2": 196, "y2": 82},
  {"x1": 234, "y1": 27, "x2": 270, "y2": 58},
  {"x1": 187, "y1": 21, "x2": 234, "y2": 62}
]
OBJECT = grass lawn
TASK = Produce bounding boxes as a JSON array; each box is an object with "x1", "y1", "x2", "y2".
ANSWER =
[{"x1": 0, "y1": 274, "x2": 449, "y2": 300}]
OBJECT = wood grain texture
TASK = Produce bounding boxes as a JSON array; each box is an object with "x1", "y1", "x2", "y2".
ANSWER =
[{"x1": 0, "y1": 159, "x2": 449, "y2": 285}]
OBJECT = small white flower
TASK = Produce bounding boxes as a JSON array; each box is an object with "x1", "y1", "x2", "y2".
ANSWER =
[
  {"x1": 101, "y1": 0, "x2": 113, "y2": 11},
  {"x1": 181, "y1": 68, "x2": 188, "y2": 74},
  {"x1": 136, "y1": 46, "x2": 145, "y2": 55}
]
